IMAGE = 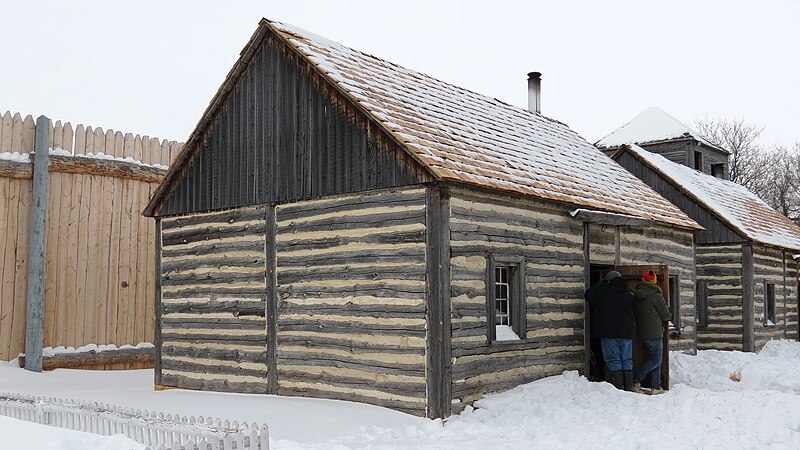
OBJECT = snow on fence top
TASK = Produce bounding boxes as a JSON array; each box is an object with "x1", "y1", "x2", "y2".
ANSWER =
[
  {"x1": 625, "y1": 143, "x2": 800, "y2": 250},
  {"x1": 0, "y1": 111, "x2": 181, "y2": 168}
]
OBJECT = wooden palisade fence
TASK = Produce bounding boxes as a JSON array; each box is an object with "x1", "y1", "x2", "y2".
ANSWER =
[
  {"x1": 0, "y1": 392, "x2": 270, "y2": 449},
  {"x1": 0, "y1": 111, "x2": 181, "y2": 367}
]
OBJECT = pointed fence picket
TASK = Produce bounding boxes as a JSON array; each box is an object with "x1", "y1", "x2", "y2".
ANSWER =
[{"x1": 0, "y1": 392, "x2": 268, "y2": 449}]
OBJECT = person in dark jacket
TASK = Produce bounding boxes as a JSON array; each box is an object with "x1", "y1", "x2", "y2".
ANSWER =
[
  {"x1": 584, "y1": 270, "x2": 636, "y2": 390},
  {"x1": 633, "y1": 270, "x2": 671, "y2": 394}
]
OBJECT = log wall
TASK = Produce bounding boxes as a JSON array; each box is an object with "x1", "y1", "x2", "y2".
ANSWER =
[
  {"x1": 616, "y1": 225, "x2": 697, "y2": 352},
  {"x1": 274, "y1": 188, "x2": 428, "y2": 415},
  {"x1": 448, "y1": 189, "x2": 586, "y2": 408},
  {"x1": 159, "y1": 206, "x2": 268, "y2": 393},
  {"x1": 695, "y1": 244, "x2": 744, "y2": 350},
  {"x1": 752, "y1": 245, "x2": 798, "y2": 350},
  {"x1": 0, "y1": 111, "x2": 178, "y2": 364}
]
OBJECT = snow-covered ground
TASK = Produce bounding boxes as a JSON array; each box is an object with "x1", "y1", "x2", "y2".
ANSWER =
[{"x1": 2, "y1": 340, "x2": 800, "y2": 449}]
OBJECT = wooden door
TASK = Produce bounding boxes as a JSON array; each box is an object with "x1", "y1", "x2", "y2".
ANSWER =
[{"x1": 616, "y1": 264, "x2": 670, "y2": 390}]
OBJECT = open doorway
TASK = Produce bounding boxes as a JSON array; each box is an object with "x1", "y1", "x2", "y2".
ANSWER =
[
  {"x1": 587, "y1": 264, "x2": 614, "y2": 382},
  {"x1": 586, "y1": 264, "x2": 671, "y2": 390}
]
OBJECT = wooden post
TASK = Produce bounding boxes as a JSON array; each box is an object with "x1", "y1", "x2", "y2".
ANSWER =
[
  {"x1": 266, "y1": 204, "x2": 277, "y2": 393},
  {"x1": 425, "y1": 185, "x2": 451, "y2": 419},
  {"x1": 742, "y1": 244, "x2": 754, "y2": 352},
  {"x1": 154, "y1": 219, "x2": 162, "y2": 385},
  {"x1": 24, "y1": 116, "x2": 50, "y2": 372},
  {"x1": 582, "y1": 222, "x2": 591, "y2": 376}
]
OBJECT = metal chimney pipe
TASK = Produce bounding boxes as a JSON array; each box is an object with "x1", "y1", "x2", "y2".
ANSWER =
[{"x1": 527, "y1": 72, "x2": 541, "y2": 113}]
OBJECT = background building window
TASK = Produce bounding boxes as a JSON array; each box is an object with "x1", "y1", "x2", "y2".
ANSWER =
[
  {"x1": 711, "y1": 163, "x2": 725, "y2": 178},
  {"x1": 765, "y1": 283, "x2": 776, "y2": 326},
  {"x1": 486, "y1": 255, "x2": 526, "y2": 342},
  {"x1": 668, "y1": 275, "x2": 681, "y2": 335},
  {"x1": 696, "y1": 280, "x2": 709, "y2": 327},
  {"x1": 694, "y1": 151, "x2": 704, "y2": 171}
]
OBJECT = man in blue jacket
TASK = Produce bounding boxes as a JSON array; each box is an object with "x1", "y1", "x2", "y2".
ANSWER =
[{"x1": 584, "y1": 271, "x2": 636, "y2": 390}]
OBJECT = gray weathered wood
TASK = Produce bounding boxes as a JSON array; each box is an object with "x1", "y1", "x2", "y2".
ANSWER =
[
  {"x1": 742, "y1": 244, "x2": 754, "y2": 352},
  {"x1": 425, "y1": 185, "x2": 451, "y2": 418},
  {"x1": 24, "y1": 115, "x2": 50, "y2": 373},
  {"x1": 154, "y1": 220, "x2": 163, "y2": 386}
]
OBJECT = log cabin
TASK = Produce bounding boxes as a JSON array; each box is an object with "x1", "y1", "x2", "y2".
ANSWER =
[
  {"x1": 598, "y1": 109, "x2": 800, "y2": 351},
  {"x1": 144, "y1": 19, "x2": 701, "y2": 417}
]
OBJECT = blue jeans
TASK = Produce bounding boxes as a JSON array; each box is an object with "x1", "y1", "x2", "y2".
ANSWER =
[
  {"x1": 600, "y1": 338, "x2": 633, "y2": 372},
  {"x1": 635, "y1": 338, "x2": 663, "y2": 389}
]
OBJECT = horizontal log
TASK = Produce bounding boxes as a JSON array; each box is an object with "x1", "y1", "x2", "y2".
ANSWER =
[
  {"x1": 162, "y1": 206, "x2": 266, "y2": 229},
  {"x1": 276, "y1": 323, "x2": 426, "y2": 337},
  {"x1": 277, "y1": 353, "x2": 424, "y2": 376},
  {"x1": 162, "y1": 223, "x2": 266, "y2": 247},
  {"x1": 452, "y1": 335, "x2": 583, "y2": 357},
  {"x1": 277, "y1": 368, "x2": 425, "y2": 392},
  {"x1": 18, "y1": 347, "x2": 154, "y2": 370},
  {"x1": 277, "y1": 247, "x2": 425, "y2": 266},
  {"x1": 279, "y1": 285, "x2": 426, "y2": 298},
  {"x1": 39, "y1": 154, "x2": 166, "y2": 182},
  {"x1": 162, "y1": 300, "x2": 266, "y2": 315},
  {"x1": 0, "y1": 159, "x2": 31, "y2": 178},
  {"x1": 162, "y1": 286, "x2": 266, "y2": 298},
  {"x1": 162, "y1": 358, "x2": 266, "y2": 379},
  {"x1": 162, "y1": 257, "x2": 266, "y2": 274},
  {"x1": 162, "y1": 345, "x2": 267, "y2": 364},
  {"x1": 277, "y1": 336, "x2": 425, "y2": 355},
  {"x1": 277, "y1": 212, "x2": 425, "y2": 234},
  {"x1": 276, "y1": 386, "x2": 424, "y2": 416},
  {"x1": 160, "y1": 333, "x2": 267, "y2": 344},
  {"x1": 280, "y1": 304, "x2": 425, "y2": 318},
  {"x1": 278, "y1": 265, "x2": 425, "y2": 284},
  {"x1": 160, "y1": 373, "x2": 268, "y2": 394},
  {"x1": 161, "y1": 239, "x2": 265, "y2": 258},
  {"x1": 276, "y1": 190, "x2": 425, "y2": 220},
  {"x1": 276, "y1": 231, "x2": 425, "y2": 254}
]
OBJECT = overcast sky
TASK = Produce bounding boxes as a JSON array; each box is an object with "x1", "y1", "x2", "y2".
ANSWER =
[{"x1": 2, "y1": 1, "x2": 798, "y2": 148}]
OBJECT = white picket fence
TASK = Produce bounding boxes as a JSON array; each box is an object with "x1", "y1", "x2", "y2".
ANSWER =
[{"x1": 0, "y1": 393, "x2": 269, "y2": 449}]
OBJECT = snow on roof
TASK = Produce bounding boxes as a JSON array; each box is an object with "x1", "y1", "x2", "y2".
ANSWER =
[
  {"x1": 624, "y1": 144, "x2": 800, "y2": 250},
  {"x1": 268, "y1": 21, "x2": 699, "y2": 230},
  {"x1": 597, "y1": 107, "x2": 727, "y2": 153}
]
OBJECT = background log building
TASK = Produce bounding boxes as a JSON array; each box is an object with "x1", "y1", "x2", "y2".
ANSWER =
[
  {"x1": 598, "y1": 111, "x2": 800, "y2": 352},
  {"x1": 145, "y1": 19, "x2": 701, "y2": 417}
]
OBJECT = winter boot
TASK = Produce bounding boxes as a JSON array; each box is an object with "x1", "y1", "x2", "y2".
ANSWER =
[
  {"x1": 610, "y1": 371, "x2": 624, "y2": 390},
  {"x1": 650, "y1": 387, "x2": 665, "y2": 395},
  {"x1": 631, "y1": 382, "x2": 644, "y2": 394},
  {"x1": 623, "y1": 371, "x2": 633, "y2": 391}
]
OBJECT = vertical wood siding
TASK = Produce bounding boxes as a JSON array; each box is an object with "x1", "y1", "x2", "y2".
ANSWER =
[
  {"x1": 274, "y1": 188, "x2": 428, "y2": 415},
  {"x1": 155, "y1": 32, "x2": 430, "y2": 217},
  {"x1": 695, "y1": 244, "x2": 744, "y2": 350},
  {"x1": 752, "y1": 245, "x2": 797, "y2": 350},
  {"x1": 448, "y1": 189, "x2": 586, "y2": 408},
  {"x1": 159, "y1": 206, "x2": 268, "y2": 393},
  {"x1": 617, "y1": 225, "x2": 696, "y2": 352}
]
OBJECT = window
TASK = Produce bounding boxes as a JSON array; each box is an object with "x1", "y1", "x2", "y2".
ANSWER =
[
  {"x1": 693, "y1": 151, "x2": 704, "y2": 171},
  {"x1": 764, "y1": 283, "x2": 776, "y2": 326},
  {"x1": 668, "y1": 275, "x2": 680, "y2": 334},
  {"x1": 486, "y1": 255, "x2": 526, "y2": 342},
  {"x1": 696, "y1": 280, "x2": 709, "y2": 327},
  {"x1": 711, "y1": 163, "x2": 725, "y2": 178}
]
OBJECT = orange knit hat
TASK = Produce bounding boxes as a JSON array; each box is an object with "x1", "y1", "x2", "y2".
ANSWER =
[{"x1": 642, "y1": 271, "x2": 657, "y2": 283}]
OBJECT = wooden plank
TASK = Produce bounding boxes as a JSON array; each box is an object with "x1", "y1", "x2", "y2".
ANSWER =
[
  {"x1": 73, "y1": 171, "x2": 92, "y2": 347},
  {"x1": 106, "y1": 175, "x2": 123, "y2": 344},
  {"x1": 0, "y1": 178, "x2": 12, "y2": 359},
  {"x1": 116, "y1": 177, "x2": 134, "y2": 344},
  {"x1": 0, "y1": 111, "x2": 10, "y2": 151},
  {"x1": 42, "y1": 171, "x2": 63, "y2": 347},
  {"x1": 20, "y1": 114, "x2": 35, "y2": 153},
  {"x1": 425, "y1": 185, "x2": 452, "y2": 418},
  {"x1": 82, "y1": 176, "x2": 103, "y2": 344},
  {"x1": 62, "y1": 122, "x2": 74, "y2": 153},
  {"x1": 12, "y1": 178, "x2": 32, "y2": 354},
  {"x1": 144, "y1": 184, "x2": 157, "y2": 342},
  {"x1": 54, "y1": 170, "x2": 73, "y2": 347}
]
